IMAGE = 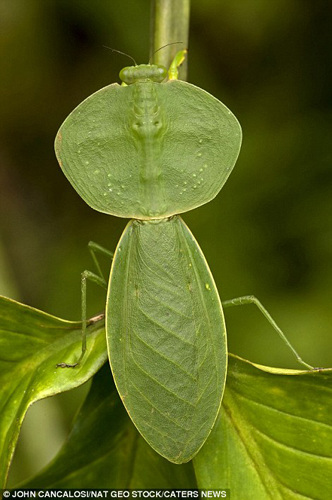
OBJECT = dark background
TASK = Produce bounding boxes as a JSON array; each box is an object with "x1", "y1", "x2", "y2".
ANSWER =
[{"x1": 1, "y1": 0, "x2": 331, "y2": 484}]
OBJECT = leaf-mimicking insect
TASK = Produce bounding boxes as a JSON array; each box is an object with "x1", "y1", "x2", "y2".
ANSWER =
[{"x1": 55, "y1": 50, "x2": 312, "y2": 463}]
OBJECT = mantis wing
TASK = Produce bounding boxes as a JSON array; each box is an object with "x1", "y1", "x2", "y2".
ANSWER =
[{"x1": 106, "y1": 216, "x2": 227, "y2": 463}]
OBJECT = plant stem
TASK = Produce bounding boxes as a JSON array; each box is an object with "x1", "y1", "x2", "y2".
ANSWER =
[{"x1": 150, "y1": 0, "x2": 190, "y2": 81}]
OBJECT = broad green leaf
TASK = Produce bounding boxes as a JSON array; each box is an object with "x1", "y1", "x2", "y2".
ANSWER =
[
  {"x1": 0, "y1": 296, "x2": 107, "y2": 488},
  {"x1": 21, "y1": 364, "x2": 196, "y2": 488},
  {"x1": 194, "y1": 355, "x2": 332, "y2": 499},
  {"x1": 107, "y1": 216, "x2": 227, "y2": 463},
  {"x1": 55, "y1": 77, "x2": 241, "y2": 219}
]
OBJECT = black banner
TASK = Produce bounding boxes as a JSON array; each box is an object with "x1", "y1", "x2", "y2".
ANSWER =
[{"x1": 1, "y1": 490, "x2": 230, "y2": 499}]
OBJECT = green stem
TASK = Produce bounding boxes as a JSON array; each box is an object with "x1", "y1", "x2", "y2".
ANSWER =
[{"x1": 150, "y1": 0, "x2": 190, "y2": 81}]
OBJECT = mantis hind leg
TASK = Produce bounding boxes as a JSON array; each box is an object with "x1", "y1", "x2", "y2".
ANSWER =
[
  {"x1": 222, "y1": 295, "x2": 314, "y2": 370},
  {"x1": 57, "y1": 242, "x2": 113, "y2": 368}
]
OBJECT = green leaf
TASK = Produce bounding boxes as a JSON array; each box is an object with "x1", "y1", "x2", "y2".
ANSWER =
[
  {"x1": 21, "y1": 364, "x2": 196, "y2": 488},
  {"x1": 194, "y1": 355, "x2": 332, "y2": 499},
  {"x1": 3, "y1": 296, "x2": 331, "y2": 494},
  {"x1": 107, "y1": 216, "x2": 227, "y2": 463},
  {"x1": 0, "y1": 295, "x2": 107, "y2": 488}
]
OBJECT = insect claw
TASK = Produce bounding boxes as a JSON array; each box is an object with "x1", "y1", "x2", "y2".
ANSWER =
[{"x1": 56, "y1": 362, "x2": 79, "y2": 369}]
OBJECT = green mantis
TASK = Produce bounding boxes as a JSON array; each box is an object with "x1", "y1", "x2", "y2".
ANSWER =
[{"x1": 55, "y1": 50, "x2": 312, "y2": 464}]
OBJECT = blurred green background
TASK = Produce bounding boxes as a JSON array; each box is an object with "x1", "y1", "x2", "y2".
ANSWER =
[{"x1": 1, "y1": 0, "x2": 331, "y2": 485}]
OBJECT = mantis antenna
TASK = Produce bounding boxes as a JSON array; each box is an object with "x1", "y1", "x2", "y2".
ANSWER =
[{"x1": 102, "y1": 46, "x2": 137, "y2": 66}]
